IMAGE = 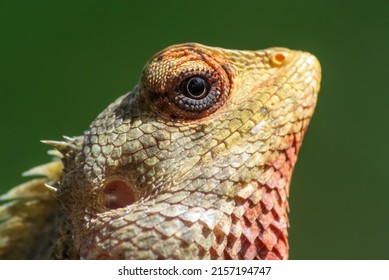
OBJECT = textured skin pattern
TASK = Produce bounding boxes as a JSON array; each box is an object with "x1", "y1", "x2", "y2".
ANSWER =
[{"x1": 0, "y1": 43, "x2": 321, "y2": 260}]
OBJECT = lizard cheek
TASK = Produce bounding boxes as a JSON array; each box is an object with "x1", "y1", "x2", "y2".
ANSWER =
[{"x1": 102, "y1": 179, "x2": 136, "y2": 209}]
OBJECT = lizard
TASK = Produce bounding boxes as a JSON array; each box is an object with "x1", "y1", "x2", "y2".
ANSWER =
[{"x1": 0, "y1": 43, "x2": 321, "y2": 260}]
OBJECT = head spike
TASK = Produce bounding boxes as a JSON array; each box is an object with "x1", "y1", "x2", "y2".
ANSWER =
[
  {"x1": 47, "y1": 149, "x2": 63, "y2": 158},
  {"x1": 44, "y1": 183, "x2": 58, "y2": 192},
  {"x1": 41, "y1": 140, "x2": 75, "y2": 154},
  {"x1": 62, "y1": 135, "x2": 75, "y2": 142},
  {"x1": 22, "y1": 161, "x2": 63, "y2": 180}
]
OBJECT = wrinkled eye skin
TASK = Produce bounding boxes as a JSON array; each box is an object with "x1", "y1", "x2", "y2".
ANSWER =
[{"x1": 141, "y1": 46, "x2": 234, "y2": 120}]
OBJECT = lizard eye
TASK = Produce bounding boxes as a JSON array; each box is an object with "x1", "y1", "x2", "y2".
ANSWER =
[
  {"x1": 173, "y1": 73, "x2": 221, "y2": 113},
  {"x1": 180, "y1": 77, "x2": 208, "y2": 99},
  {"x1": 142, "y1": 45, "x2": 234, "y2": 120}
]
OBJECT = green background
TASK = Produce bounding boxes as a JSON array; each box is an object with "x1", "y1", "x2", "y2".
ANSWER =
[{"x1": 1, "y1": 0, "x2": 388, "y2": 259}]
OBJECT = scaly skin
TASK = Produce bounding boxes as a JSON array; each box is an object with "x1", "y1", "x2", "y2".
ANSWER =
[{"x1": 0, "y1": 43, "x2": 321, "y2": 259}]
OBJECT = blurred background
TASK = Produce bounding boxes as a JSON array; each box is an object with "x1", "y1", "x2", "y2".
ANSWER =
[{"x1": 1, "y1": 0, "x2": 388, "y2": 259}]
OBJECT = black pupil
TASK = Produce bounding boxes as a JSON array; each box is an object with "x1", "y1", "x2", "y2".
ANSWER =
[{"x1": 186, "y1": 77, "x2": 206, "y2": 98}]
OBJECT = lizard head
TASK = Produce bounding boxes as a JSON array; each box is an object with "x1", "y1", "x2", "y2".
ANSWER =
[{"x1": 59, "y1": 43, "x2": 321, "y2": 259}]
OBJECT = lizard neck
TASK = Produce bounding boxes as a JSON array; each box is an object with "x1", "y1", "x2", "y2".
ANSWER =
[
  {"x1": 70, "y1": 141, "x2": 298, "y2": 260},
  {"x1": 221, "y1": 140, "x2": 298, "y2": 260}
]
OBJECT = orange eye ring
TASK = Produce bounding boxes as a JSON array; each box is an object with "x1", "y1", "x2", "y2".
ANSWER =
[{"x1": 142, "y1": 46, "x2": 233, "y2": 121}]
